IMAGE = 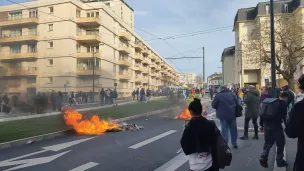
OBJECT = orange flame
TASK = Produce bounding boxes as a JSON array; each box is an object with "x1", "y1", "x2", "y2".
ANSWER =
[
  {"x1": 177, "y1": 106, "x2": 207, "y2": 120},
  {"x1": 63, "y1": 109, "x2": 119, "y2": 135}
]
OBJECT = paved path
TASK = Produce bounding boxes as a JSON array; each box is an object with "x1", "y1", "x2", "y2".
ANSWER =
[{"x1": 0, "y1": 107, "x2": 280, "y2": 171}]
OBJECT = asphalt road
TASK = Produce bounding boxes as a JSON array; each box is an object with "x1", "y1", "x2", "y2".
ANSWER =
[{"x1": 0, "y1": 107, "x2": 277, "y2": 171}]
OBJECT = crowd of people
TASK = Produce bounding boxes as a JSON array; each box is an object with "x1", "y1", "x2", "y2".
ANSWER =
[{"x1": 181, "y1": 75, "x2": 304, "y2": 171}]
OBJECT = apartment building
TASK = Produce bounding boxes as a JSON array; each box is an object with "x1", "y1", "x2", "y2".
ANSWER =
[
  {"x1": 0, "y1": 0, "x2": 178, "y2": 98},
  {"x1": 178, "y1": 73, "x2": 197, "y2": 87},
  {"x1": 233, "y1": 0, "x2": 304, "y2": 88},
  {"x1": 207, "y1": 72, "x2": 223, "y2": 89},
  {"x1": 221, "y1": 46, "x2": 235, "y2": 85}
]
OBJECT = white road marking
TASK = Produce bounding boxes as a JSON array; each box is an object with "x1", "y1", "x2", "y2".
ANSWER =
[
  {"x1": 70, "y1": 162, "x2": 99, "y2": 171},
  {"x1": 129, "y1": 130, "x2": 177, "y2": 149},
  {"x1": 0, "y1": 149, "x2": 48, "y2": 163},
  {"x1": 0, "y1": 151, "x2": 70, "y2": 171},
  {"x1": 43, "y1": 137, "x2": 96, "y2": 151},
  {"x1": 153, "y1": 153, "x2": 188, "y2": 171}
]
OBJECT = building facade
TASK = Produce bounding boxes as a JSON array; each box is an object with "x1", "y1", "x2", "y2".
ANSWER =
[
  {"x1": 233, "y1": 0, "x2": 304, "y2": 88},
  {"x1": 0, "y1": 0, "x2": 178, "y2": 98},
  {"x1": 178, "y1": 73, "x2": 197, "y2": 87},
  {"x1": 221, "y1": 46, "x2": 235, "y2": 85},
  {"x1": 207, "y1": 72, "x2": 223, "y2": 89}
]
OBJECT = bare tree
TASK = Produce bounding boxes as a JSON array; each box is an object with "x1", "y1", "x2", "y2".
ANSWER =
[{"x1": 243, "y1": 14, "x2": 304, "y2": 91}]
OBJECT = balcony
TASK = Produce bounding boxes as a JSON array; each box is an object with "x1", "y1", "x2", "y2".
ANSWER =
[
  {"x1": 118, "y1": 59, "x2": 132, "y2": 67},
  {"x1": 117, "y1": 72, "x2": 131, "y2": 80},
  {"x1": 134, "y1": 42, "x2": 144, "y2": 51},
  {"x1": 142, "y1": 68, "x2": 149, "y2": 74},
  {"x1": 135, "y1": 77, "x2": 142, "y2": 83},
  {"x1": 150, "y1": 72, "x2": 156, "y2": 77},
  {"x1": 150, "y1": 55, "x2": 156, "y2": 61},
  {"x1": 150, "y1": 64, "x2": 156, "y2": 69},
  {"x1": 133, "y1": 65, "x2": 142, "y2": 71},
  {"x1": 76, "y1": 32, "x2": 101, "y2": 44},
  {"x1": 0, "y1": 15, "x2": 38, "y2": 27},
  {"x1": 142, "y1": 58, "x2": 149, "y2": 64},
  {"x1": 119, "y1": 30, "x2": 131, "y2": 41},
  {"x1": 0, "y1": 67, "x2": 38, "y2": 77},
  {"x1": 76, "y1": 52, "x2": 100, "y2": 58},
  {"x1": 134, "y1": 54, "x2": 143, "y2": 61},
  {"x1": 76, "y1": 67, "x2": 102, "y2": 76},
  {"x1": 0, "y1": 51, "x2": 38, "y2": 60},
  {"x1": 142, "y1": 78, "x2": 148, "y2": 84},
  {"x1": 142, "y1": 49, "x2": 149, "y2": 55},
  {"x1": 0, "y1": 32, "x2": 38, "y2": 43},
  {"x1": 76, "y1": 16, "x2": 101, "y2": 27},
  {"x1": 155, "y1": 66, "x2": 161, "y2": 71},
  {"x1": 119, "y1": 43, "x2": 130, "y2": 54}
]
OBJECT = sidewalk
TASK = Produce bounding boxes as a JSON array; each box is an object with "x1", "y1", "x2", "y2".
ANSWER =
[{"x1": 0, "y1": 97, "x2": 166, "y2": 122}]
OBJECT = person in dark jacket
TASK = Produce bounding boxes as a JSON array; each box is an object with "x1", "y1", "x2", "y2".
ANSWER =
[
  {"x1": 281, "y1": 85, "x2": 295, "y2": 105},
  {"x1": 132, "y1": 90, "x2": 136, "y2": 100},
  {"x1": 135, "y1": 88, "x2": 139, "y2": 101},
  {"x1": 111, "y1": 89, "x2": 118, "y2": 106},
  {"x1": 50, "y1": 90, "x2": 56, "y2": 111},
  {"x1": 57, "y1": 91, "x2": 63, "y2": 111},
  {"x1": 2, "y1": 93, "x2": 9, "y2": 105},
  {"x1": 146, "y1": 88, "x2": 151, "y2": 103},
  {"x1": 212, "y1": 85, "x2": 238, "y2": 149},
  {"x1": 260, "y1": 86, "x2": 272, "y2": 131},
  {"x1": 140, "y1": 88, "x2": 145, "y2": 102},
  {"x1": 100, "y1": 88, "x2": 105, "y2": 106},
  {"x1": 240, "y1": 85, "x2": 260, "y2": 140},
  {"x1": 285, "y1": 75, "x2": 304, "y2": 171},
  {"x1": 260, "y1": 92, "x2": 289, "y2": 168},
  {"x1": 181, "y1": 98, "x2": 219, "y2": 171}
]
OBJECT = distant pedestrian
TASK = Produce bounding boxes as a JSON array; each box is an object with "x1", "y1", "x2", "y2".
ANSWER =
[
  {"x1": 50, "y1": 90, "x2": 56, "y2": 111},
  {"x1": 132, "y1": 90, "x2": 136, "y2": 100},
  {"x1": 285, "y1": 74, "x2": 304, "y2": 171},
  {"x1": 181, "y1": 98, "x2": 219, "y2": 171},
  {"x1": 146, "y1": 88, "x2": 151, "y2": 103},
  {"x1": 209, "y1": 87, "x2": 214, "y2": 100},
  {"x1": 12, "y1": 94, "x2": 18, "y2": 107},
  {"x1": 260, "y1": 86, "x2": 271, "y2": 131},
  {"x1": 100, "y1": 88, "x2": 105, "y2": 106},
  {"x1": 82, "y1": 92, "x2": 86, "y2": 103},
  {"x1": 89, "y1": 90, "x2": 93, "y2": 103},
  {"x1": 240, "y1": 85, "x2": 260, "y2": 140},
  {"x1": 42, "y1": 93, "x2": 48, "y2": 112},
  {"x1": 140, "y1": 88, "x2": 145, "y2": 102},
  {"x1": 68, "y1": 91, "x2": 73, "y2": 106},
  {"x1": 259, "y1": 92, "x2": 289, "y2": 168},
  {"x1": 212, "y1": 85, "x2": 238, "y2": 149},
  {"x1": 111, "y1": 89, "x2": 118, "y2": 106},
  {"x1": 136, "y1": 88, "x2": 139, "y2": 101},
  {"x1": 57, "y1": 91, "x2": 63, "y2": 111},
  {"x1": 79, "y1": 91, "x2": 83, "y2": 103},
  {"x1": 2, "y1": 93, "x2": 9, "y2": 105},
  {"x1": 106, "y1": 89, "x2": 111, "y2": 105}
]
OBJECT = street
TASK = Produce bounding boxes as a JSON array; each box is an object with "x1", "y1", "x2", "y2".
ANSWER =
[{"x1": 0, "y1": 107, "x2": 285, "y2": 171}]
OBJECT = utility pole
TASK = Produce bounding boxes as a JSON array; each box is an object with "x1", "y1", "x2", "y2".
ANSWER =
[
  {"x1": 92, "y1": 48, "x2": 95, "y2": 102},
  {"x1": 270, "y1": 0, "x2": 277, "y2": 97},
  {"x1": 203, "y1": 47, "x2": 205, "y2": 88}
]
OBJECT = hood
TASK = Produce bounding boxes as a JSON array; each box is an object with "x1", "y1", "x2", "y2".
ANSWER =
[
  {"x1": 282, "y1": 85, "x2": 289, "y2": 91},
  {"x1": 295, "y1": 93, "x2": 304, "y2": 104},
  {"x1": 248, "y1": 89, "x2": 260, "y2": 96}
]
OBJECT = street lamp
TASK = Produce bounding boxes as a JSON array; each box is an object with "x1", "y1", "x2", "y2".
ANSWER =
[{"x1": 270, "y1": 0, "x2": 277, "y2": 97}]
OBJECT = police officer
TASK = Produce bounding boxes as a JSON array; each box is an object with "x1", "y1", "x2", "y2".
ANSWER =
[{"x1": 259, "y1": 92, "x2": 289, "y2": 168}]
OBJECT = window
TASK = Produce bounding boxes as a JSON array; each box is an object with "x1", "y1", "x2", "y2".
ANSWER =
[
  {"x1": 266, "y1": 4, "x2": 269, "y2": 14},
  {"x1": 49, "y1": 7, "x2": 54, "y2": 13},
  {"x1": 48, "y1": 59, "x2": 53, "y2": 65},
  {"x1": 76, "y1": 44, "x2": 81, "y2": 53},
  {"x1": 284, "y1": 4, "x2": 288, "y2": 13},
  {"x1": 27, "y1": 78, "x2": 36, "y2": 84},
  {"x1": 48, "y1": 77, "x2": 53, "y2": 83},
  {"x1": 49, "y1": 41, "x2": 53, "y2": 48},
  {"x1": 10, "y1": 45, "x2": 21, "y2": 54},
  {"x1": 48, "y1": 24, "x2": 53, "y2": 31},
  {"x1": 113, "y1": 65, "x2": 116, "y2": 73},
  {"x1": 28, "y1": 44, "x2": 36, "y2": 53}
]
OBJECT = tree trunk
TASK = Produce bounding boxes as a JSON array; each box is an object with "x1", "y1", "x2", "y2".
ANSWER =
[{"x1": 287, "y1": 76, "x2": 295, "y2": 92}]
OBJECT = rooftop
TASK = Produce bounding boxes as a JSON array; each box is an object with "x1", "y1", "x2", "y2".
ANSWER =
[{"x1": 221, "y1": 46, "x2": 235, "y2": 62}]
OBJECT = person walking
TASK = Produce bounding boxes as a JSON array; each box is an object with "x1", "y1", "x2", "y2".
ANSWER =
[
  {"x1": 100, "y1": 88, "x2": 105, "y2": 106},
  {"x1": 68, "y1": 91, "x2": 72, "y2": 106},
  {"x1": 212, "y1": 85, "x2": 238, "y2": 149},
  {"x1": 146, "y1": 88, "x2": 151, "y2": 103},
  {"x1": 259, "y1": 92, "x2": 289, "y2": 168},
  {"x1": 260, "y1": 86, "x2": 272, "y2": 131},
  {"x1": 111, "y1": 89, "x2": 118, "y2": 106},
  {"x1": 285, "y1": 75, "x2": 304, "y2": 171},
  {"x1": 240, "y1": 85, "x2": 260, "y2": 140},
  {"x1": 140, "y1": 88, "x2": 145, "y2": 102},
  {"x1": 2, "y1": 93, "x2": 9, "y2": 105},
  {"x1": 89, "y1": 90, "x2": 93, "y2": 103},
  {"x1": 105, "y1": 89, "x2": 110, "y2": 105},
  {"x1": 181, "y1": 98, "x2": 219, "y2": 171},
  {"x1": 42, "y1": 93, "x2": 48, "y2": 112},
  {"x1": 57, "y1": 91, "x2": 63, "y2": 111},
  {"x1": 132, "y1": 90, "x2": 136, "y2": 100},
  {"x1": 79, "y1": 91, "x2": 83, "y2": 104},
  {"x1": 209, "y1": 87, "x2": 214, "y2": 100},
  {"x1": 136, "y1": 88, "x2": 139, "y2": 101},
  {"x1": 50, "y1": 90, "x2": 56, "y2": 111}
]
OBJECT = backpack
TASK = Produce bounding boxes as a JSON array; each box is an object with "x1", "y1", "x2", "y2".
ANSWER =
[
  {"x1": 211, "y1": 121, "x2": 232, "y2": 169},
  {"x1": 260, "y1": 98, "x2": 280, "y2": 120}
]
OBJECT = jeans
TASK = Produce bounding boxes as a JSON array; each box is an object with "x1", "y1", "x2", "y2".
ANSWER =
[
  {"x1": 113, "y1": 98, "x2": 117, "y2": 106},
  {"x1": 220, "y1": 119, "x2": 238, "y2": 146},
  {"x1": 243, "y1": 117, "x2": 258, "y2": 136},
  {"x1": 261, "y1": 128, "x2": 285, "y2": 162}
]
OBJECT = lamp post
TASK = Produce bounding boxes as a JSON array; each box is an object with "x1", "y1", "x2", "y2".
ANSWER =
[{"x1": 270, "y1": 0, "x2": 277, "y2": 97}]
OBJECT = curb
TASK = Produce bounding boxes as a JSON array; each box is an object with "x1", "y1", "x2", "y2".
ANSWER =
[{"x1": 0, "y1": 106, "x2": 179, "y2": 149}]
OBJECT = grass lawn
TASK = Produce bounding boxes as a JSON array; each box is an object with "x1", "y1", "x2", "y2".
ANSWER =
[{"x1": 0, "y1": 99, "x2": 177, "y2": 143}]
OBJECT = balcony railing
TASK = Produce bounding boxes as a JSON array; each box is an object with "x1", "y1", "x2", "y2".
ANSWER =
[
  {"x1": 76, "y1": 32, "x2": 101, "y2": 44},
  {"x1": 142, "y1": 49, "x2": 149, "y2": 55},
  {"x1": 135, "y1": 42, "x2": 144, "y2": 51},
  {"x1": 0, "y1": 32, "x2": 38, "y2": 43},
  {"x1": 133, "y1": 65, "x2": 142, "y2": 71},
  {"x1": 142, "y1": 68, "x2": 149, "y2": 74},
  {"x1": 135, "y1": 77, "x2": 142, "y2": 83},
  {"x1": 134, "y1": 54, "x2": 143, "y2": 61},
  {"x1": 76, "y1": 16, "x2": 101, "y2": 27},
  {"x1": 76, "y1": 51, "x2": 100, "y2": 58},
  {"x1": 142, "y1": 58, "x2": 149, "y2": 64},
  {"x1": 0, "y1": 67, "x2": 38, "y2": 76},
  {"x1": 119, "y1": 30, "x2": 131, "y2": 41},
  {"x1": 118, "y1": 58, "x2": 132, "y2": 67},
  {"x1": 117, "y1": 72, "x2": 132, "y2": 80},
  {"x1": 76, "y1": 66, "x2": 102, "y2": 76},
  {"x1": 118, "y1": 43, "x2": 130, "y2": 54},
  {"x1": 0, "y1": 15, "x2": 39, "y2": 27},
  {"x1": 0, "y1": 50, "x2": 38, "y2": 60}
]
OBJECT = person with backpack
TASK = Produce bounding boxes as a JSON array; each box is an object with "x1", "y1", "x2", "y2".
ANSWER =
[
  {"x1": 240, "y1": 85, "x2": 260, "y2": 140},
  {"x1": 181, "y1": 98, "x2": 219, "y2": 171},
  {"x1": 259, "y1": 92, "x2": 289, "y2": 168},
  {"x1": 212, "y1": 85, "x2": 238, "y2": 149},
  {"x1": 259, "y1": 86, "x2": 272, "y2": 132},
  {"x1": 281, "y1": 85, "x2": 295, "y2": 106},
  {"x1": 285, "y1": 75, "x2": 304, "y2": 171}
]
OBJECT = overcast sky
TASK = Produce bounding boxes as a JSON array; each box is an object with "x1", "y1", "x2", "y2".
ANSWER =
[
  {"x1": 125, "y1": 0, "x2": 262, "y2": 77},
  {"x1": 1, "y1": 0, "x2": 263, "y2": 78}
]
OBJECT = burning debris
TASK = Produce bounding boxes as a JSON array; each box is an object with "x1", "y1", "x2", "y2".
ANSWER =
[
  {"x1": 175, "y1": 106, "x2": 207, "y2": 120},
  {"x1": 119, "y1": 122, "x2": 144, "y2": 131},
  {"x1": 63, "y1": 109, "x2": 121, "y2": 135}
]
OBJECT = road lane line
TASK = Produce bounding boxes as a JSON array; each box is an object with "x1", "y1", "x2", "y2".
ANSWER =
[
  {"x1": 70, "y1": 162, "x2": 99, "y2": 171},
  {"x1": 129, "y1": 130, "x2": 177, "y2": 149},
  {"x1": 154, "y1": 153, "x2": 188, "y2": 171},
  {"x1": 43, "y1": 137, "x2": 96, "y2": 152}
]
